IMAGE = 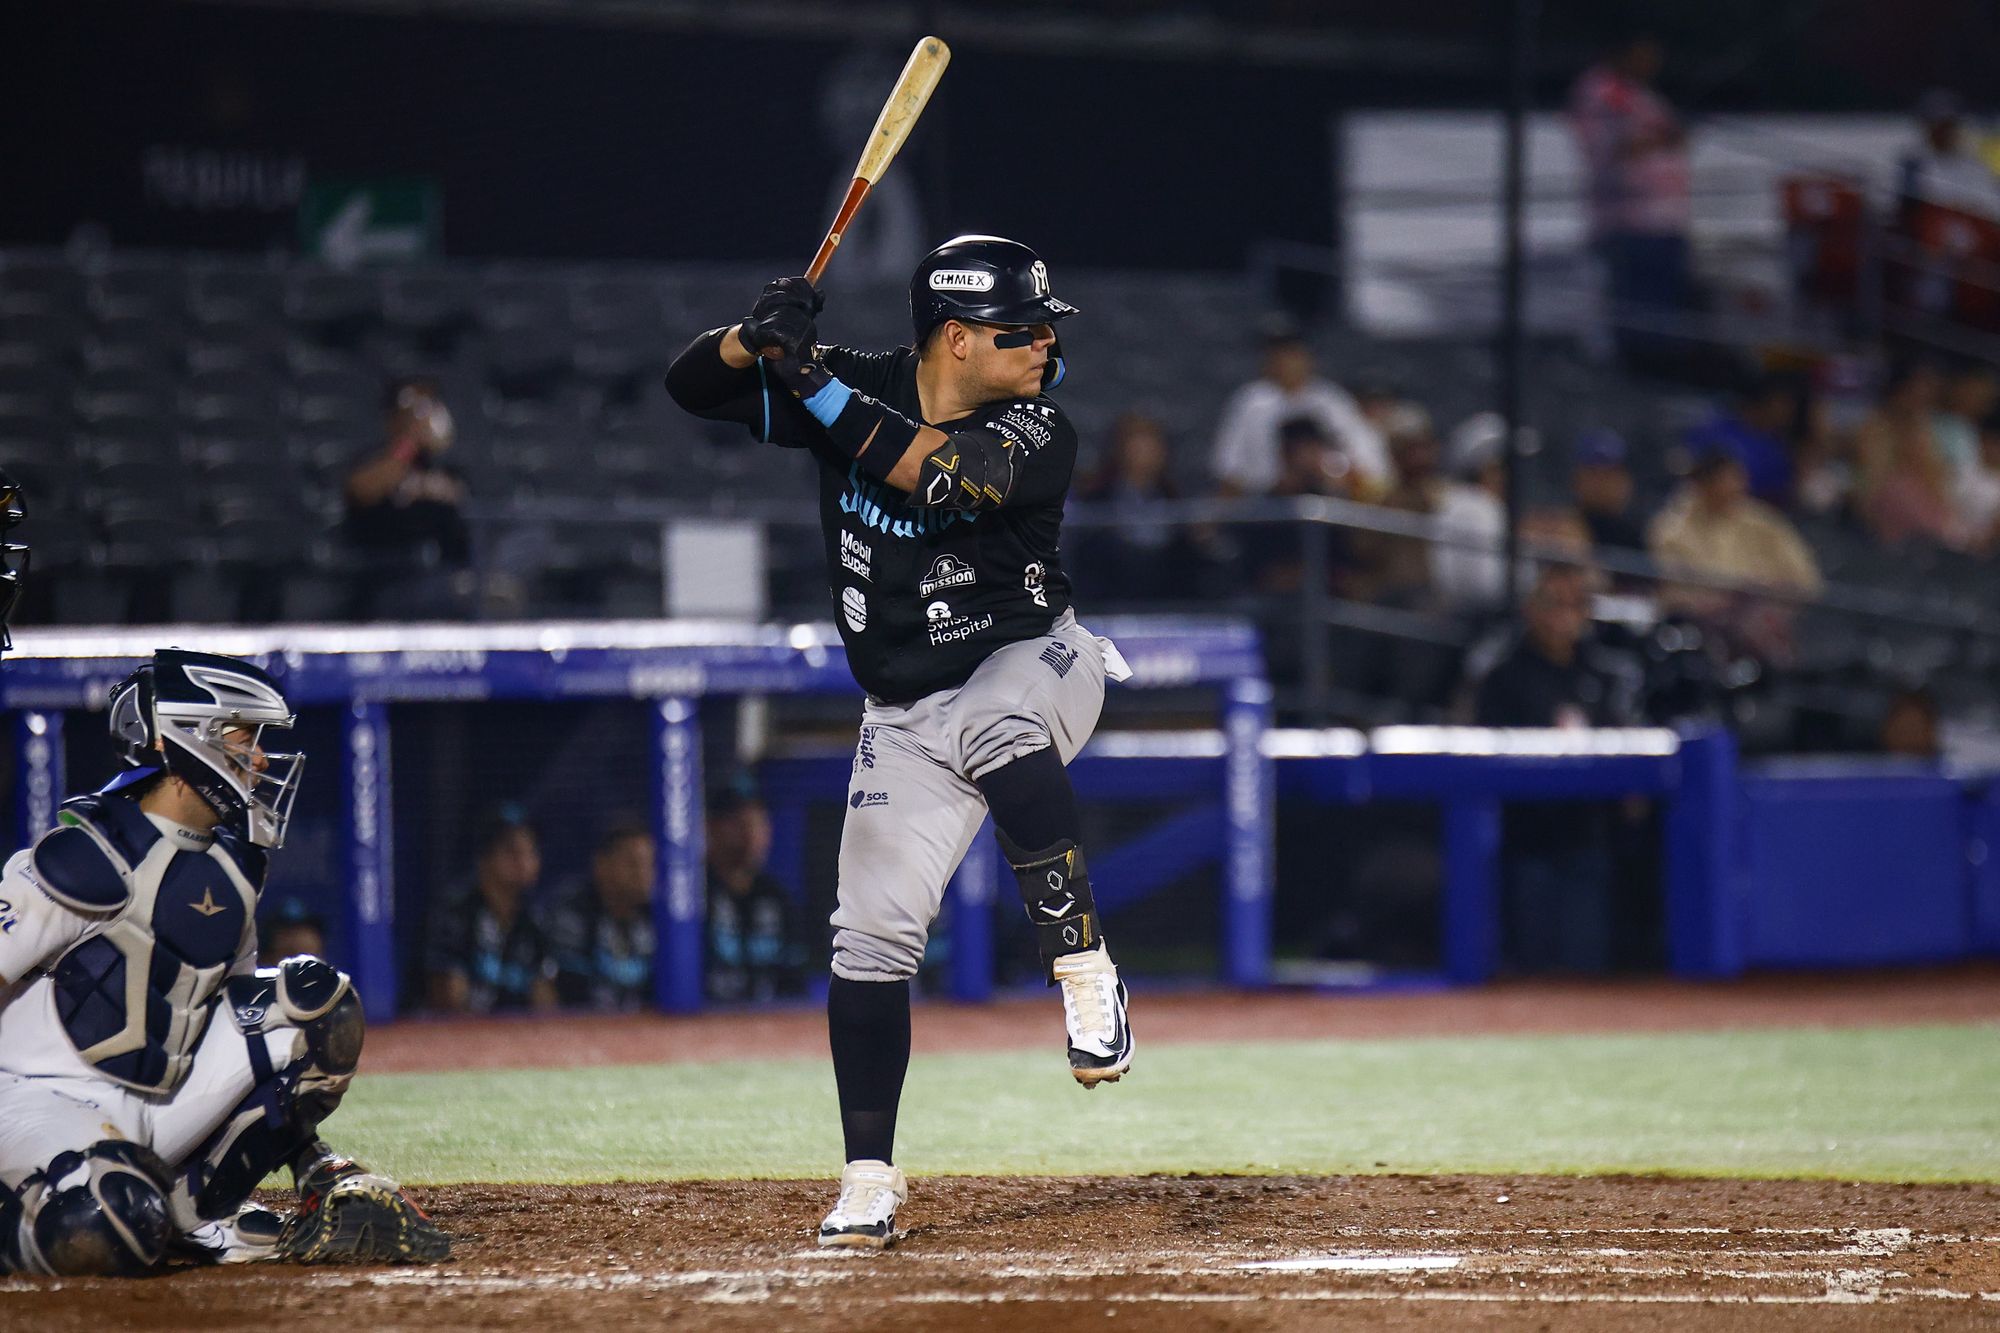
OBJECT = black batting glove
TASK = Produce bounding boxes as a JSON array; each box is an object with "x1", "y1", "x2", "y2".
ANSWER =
[
  {"x1": 766, "y1": 340, "x2": 834, "y2": 401},
  {"x1": 737, "y1": 276, "x2": 824, "y2": 360}
]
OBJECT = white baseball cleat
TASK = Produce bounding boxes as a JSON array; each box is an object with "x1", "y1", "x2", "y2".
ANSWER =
[
  {"x1": 1054, "y1": 941, "x2": 1132, "y2": 1087},
  {"x1": 817, "y1": 1159, "x2": 907, "y2": 1249},
  {"x1": 178, "y1": 1203, "x2": 287, "y2": 1264}
]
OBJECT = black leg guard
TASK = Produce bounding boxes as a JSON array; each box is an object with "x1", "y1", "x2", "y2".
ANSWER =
[
  {"x1": 994, "y1": 829, "x2": 1105, "y2": 984},
  {"x1": 175, "y1": 959, "x2": 364, "y2": 1226}
]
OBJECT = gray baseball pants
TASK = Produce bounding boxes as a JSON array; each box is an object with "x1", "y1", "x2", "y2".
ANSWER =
[{"x1": 830, "y1": 610, "x2": 1127, "y2": 982}]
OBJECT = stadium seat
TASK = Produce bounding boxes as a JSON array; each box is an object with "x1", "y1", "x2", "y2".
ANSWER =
[
  {"x1": 0, "y1": 257, "x2": 85, "y2": 315},
  {"x1": 180, "y1": 368, "x2": 286, "y2": 429},
  {"x1": 188, "y1": 266, "x2": 285, "y2": 326},
  {"x1": 286, "y1": 270, "x2": 381, "y2": 349},
  {"x1": 80, "y1": 313, "x2": 181, "y2": 375},
  {"x1": 288, "y1": 367, "x2": 380, "y2": 430},
  {"x1": 88, "y1": 261, "x2": 185, "y2": 322},
  {"x1": 384, "y1": 270, "x2": 477, "y2": 358}
]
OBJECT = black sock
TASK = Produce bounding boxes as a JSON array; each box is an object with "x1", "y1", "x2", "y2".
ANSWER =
[
  {"x1": 976, "y1": 746, "x2": 1082, "y2": 850},
  {"x1": 827, "y1": 976, "x2": 911, "y2": 1165}
]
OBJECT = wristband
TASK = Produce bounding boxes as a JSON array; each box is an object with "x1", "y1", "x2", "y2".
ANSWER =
[
  {"x1": 817, "y1": 389, "x2": 922, "y2": 483},
  {"x1": 802, "y1": 377, "x2": 853, "y2": 426}
]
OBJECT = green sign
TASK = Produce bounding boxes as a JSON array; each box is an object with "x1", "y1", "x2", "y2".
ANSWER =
[{"x1": 299, "y1": 177, "x2": 441, "y2": 265}]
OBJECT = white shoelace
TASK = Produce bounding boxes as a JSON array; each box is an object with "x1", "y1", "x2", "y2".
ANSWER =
[
  {"x1": 1061, "y1": 970, "x2": 1118, "y2": 1044},
  {"x1": 834, "y1": 1178, "x2": 898, "y2": 1223}
]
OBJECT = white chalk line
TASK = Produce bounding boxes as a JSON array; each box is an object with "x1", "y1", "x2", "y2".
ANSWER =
[
  {"x1": 9, "y1": 1225, "x2": 1974, "y2": 1305},
  {"x1": 334, "y1": 1222, "x2": 1998, "y2": 1308}
]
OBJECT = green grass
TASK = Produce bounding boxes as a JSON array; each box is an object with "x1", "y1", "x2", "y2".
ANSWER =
[{"x1": 340, "y1": 1023, "x2": 2000, "y2": 1186}]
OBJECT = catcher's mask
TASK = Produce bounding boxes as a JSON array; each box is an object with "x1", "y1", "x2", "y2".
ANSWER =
[{"x1": 105, "y1": 648, "x2": 306, "y2": 848}]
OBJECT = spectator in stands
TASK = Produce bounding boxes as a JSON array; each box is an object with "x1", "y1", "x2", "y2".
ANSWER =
[
  {"x1": 257, "y1": 896, "x2": 328, "y2": 968},
  {"x1": 1074, "y1": 412, "x2": 1203, "y2": 602},
  {"x1": 1877, "y1": 684, "x2": 1942, "y2": 760},
  {"x1": 1899, "y1": 90, "x2": 2000, "y2": 219},
  {"x1": 1953, "y1": 411, "x2": 2000, "y2": 553},
  {"x1": 704, "y1": 772, "x2": 804, "y2": 1005},
  {"x1": 1569, "y1": 429, "x2": 1648, "y2": 553},
  {"x1": 1854, "y1": 360, "x2": 1956, "y2": 549},
  {"x1": 1473, "y1": 562, "x2": 1645, "y2": 973},
  {"x1": 1789, "y1": 379, "x2": 1852, "y2": 518},
  {"x1": 1683, "y1": 373, "x2": 1803, "y2": 510},
  {"x1": 1647, "y1": 442, "x2": 1823, "y2": 662},
  {"x1": 1933, "y1": 361, "x2": 2000, "y2": 474},
  {"x1": 542, "y1": 815, "x2": 658, "y2": 1012},
  {"x1": 1432, "y1": 412, "x2": 1509, "y2": 613},
  {"x1": 1345, "y1": 404, "x2": 1444, "y2": 606},
  {"x1": 1568, "y1": 34, "x2": 1695, "y2": 365},
  {"x1": 425, "y1": 804, "x2": 557, "y2": 1014},
  {"x1": 1348, "y1": 369, "x2": 1409, "y2": 440},
  {"x1": 1210, "y1": 322, "x2": 1389, "y2": 500},
  {"x1": 342, "y1": 376, "x2": 474, "y2": 621},
  {"x1": 1246, "y1": 416, "x2": 1356, "y2": 595}
]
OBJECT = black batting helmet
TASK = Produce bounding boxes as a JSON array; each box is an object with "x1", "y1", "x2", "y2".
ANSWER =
[{"x1": 909, "y1": 235, "x2": 1079, "y2": 347}]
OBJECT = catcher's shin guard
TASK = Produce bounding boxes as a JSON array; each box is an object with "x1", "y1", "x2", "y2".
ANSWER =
[
  {"x1": 172, "y1": 957, "x2": 365, "y2": 1230},
  {"x1": 996, "y1": 832, "x2": 1104, "y2": 983}
]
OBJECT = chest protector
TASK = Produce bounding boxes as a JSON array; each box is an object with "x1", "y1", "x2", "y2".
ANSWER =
[{"x1": 30, "y1": 794, "x2": 264, "y2": 1094}]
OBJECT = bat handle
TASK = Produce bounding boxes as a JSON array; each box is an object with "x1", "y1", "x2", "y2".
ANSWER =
[{"x1": 806, "y1": 177, "x2": 873, "y2": 287}]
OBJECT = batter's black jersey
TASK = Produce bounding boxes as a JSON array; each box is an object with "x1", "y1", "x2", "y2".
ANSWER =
[{"x1": 666, "y1": 330, "x2": 1078, "y2": 703}]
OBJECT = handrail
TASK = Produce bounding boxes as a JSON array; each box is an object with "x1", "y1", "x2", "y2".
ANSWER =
[{"x1": 465, "y1": 492, "x2": 2000, "y2": 642}]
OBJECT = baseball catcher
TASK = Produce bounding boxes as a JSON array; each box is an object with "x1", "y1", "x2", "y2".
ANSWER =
[
  {"x1": 0, "y1": 649, "x2": 449, "y2": 1275},
  {"x1": 668, "y1": 236, "x2": 1134, "y2": 1248}
]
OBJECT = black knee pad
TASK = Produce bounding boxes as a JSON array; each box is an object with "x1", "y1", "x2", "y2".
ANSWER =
[
  {"x1": 995, "y1": 832, "x2": 1103, "y2": 982},
  {"x1": 18, "y1": 1141, "x2": 173, "y2": 1277}
]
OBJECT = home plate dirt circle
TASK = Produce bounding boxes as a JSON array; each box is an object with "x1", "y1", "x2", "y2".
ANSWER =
[{"x1": 6, "y1": 1174, "x2": 1998, "y2": 1331}]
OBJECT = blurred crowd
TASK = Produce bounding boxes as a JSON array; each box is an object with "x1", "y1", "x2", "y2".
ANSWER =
[
  {"x1": 1071, "y1": 317, "x2": 1999, "y2": 749},
  {"x1": 412, "y1": 778, "x2": 807, "y2": 1016}
]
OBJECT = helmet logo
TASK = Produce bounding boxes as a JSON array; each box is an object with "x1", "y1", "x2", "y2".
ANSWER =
[
  {"x1": 928, "y1": 269, "x2": 994, "y2": 292},
  {"x1": 1029, "y1": 261, "x2": 1050, "y2": 298}
]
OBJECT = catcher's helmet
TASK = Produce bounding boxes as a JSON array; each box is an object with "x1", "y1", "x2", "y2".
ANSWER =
[
  {"x1": 909, "y1": 235, "x2": 1079, "y2": 348},
  {"x1": 104, "y1": 648, "x2": 306, "y2": 848}
]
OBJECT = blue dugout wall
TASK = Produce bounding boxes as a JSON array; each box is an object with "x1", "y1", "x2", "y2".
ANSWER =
[{"x1": 6, "y1": 623, "x2": 1994, "y2": 1019}]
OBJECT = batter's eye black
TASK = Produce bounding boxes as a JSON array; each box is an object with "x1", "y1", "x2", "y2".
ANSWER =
[{"x1": 981, "y1": 324, "x2": 1047, "y2": 349}]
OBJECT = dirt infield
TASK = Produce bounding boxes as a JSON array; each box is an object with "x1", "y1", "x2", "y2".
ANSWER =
[
  {"x1": 6, "y1": 968, "x2": 1996, "y2": 1330},
  {"x1": 6, "y1": 1175, "x2": 1998, "y2": 1331}
]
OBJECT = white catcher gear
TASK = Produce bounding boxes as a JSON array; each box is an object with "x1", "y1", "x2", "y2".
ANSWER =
[{"x1": 106, "y1": 649, "x2": 305, "y2": 849}]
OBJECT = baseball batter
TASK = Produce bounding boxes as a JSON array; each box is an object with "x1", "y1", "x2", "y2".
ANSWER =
[
  {"x1": 0, "y1": 649, "x2": 447, "y2": 1274},
  {"x1": 667, "y1": 235, "x2": 1133, "y2": 1247}
]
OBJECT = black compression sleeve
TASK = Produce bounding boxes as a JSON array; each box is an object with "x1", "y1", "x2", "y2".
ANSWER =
[
  {"x1": 817, "y1": 389, "x2": 923, "y2": 484},
  {"x1": 828, "y1": 977, "x2": 911, "y2": 1164},
  {"x1": 663, "y1": 327, "x2": 756, "y2": 413}
]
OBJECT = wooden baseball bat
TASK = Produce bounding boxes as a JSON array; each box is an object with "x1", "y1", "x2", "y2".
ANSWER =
[{"x1": 805, "y1": 36, "x2": 951, "y2": 285}]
